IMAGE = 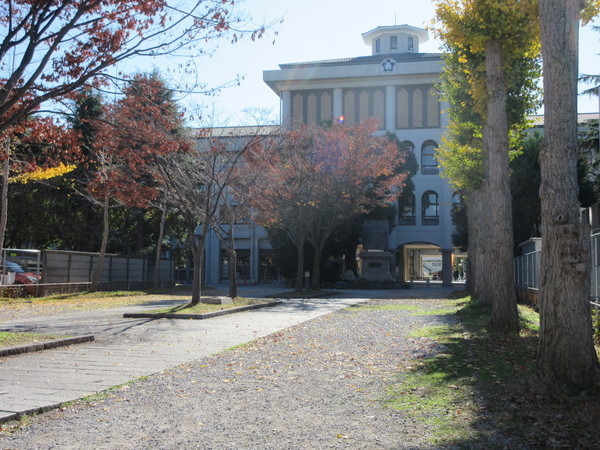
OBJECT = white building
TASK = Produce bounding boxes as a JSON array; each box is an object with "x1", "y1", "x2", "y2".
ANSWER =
[{"x1": 203, "y1": 25, "x2": 461, "y2": 286}]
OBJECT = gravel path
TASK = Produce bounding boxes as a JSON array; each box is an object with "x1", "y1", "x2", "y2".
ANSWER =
[{"x1": 0, "y1": 297, "x2": 455, "y2": 449}]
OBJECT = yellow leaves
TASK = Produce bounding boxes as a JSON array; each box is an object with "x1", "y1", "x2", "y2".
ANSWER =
[
  {"x1": 582, "y1": 0, "x2": 600, "y2": 24},
  {"x1": 10, "y1": 163, "x2": 76, "y2": 184}
]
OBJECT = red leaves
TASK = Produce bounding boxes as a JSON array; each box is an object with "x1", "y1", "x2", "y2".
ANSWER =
[
  {"x1": 86, "y1": 73, "x2": 190, "y2": 208},
  {"x1": 244, "y1": 120, "x2": 409, "y2": 237}
]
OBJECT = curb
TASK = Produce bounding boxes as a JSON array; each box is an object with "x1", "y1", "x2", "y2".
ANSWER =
[
  {"x1": 123, "y1": 300, "x2": 284, "y2": 320},
  {"x1": 265, "y1": 291, "x2": 340, "y2": 299},
  {"x1": 0, "y1": 334, "x2": 95, "y2": 358}
]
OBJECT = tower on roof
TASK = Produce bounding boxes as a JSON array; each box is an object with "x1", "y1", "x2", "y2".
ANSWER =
[{"x1": 362, "y1": 25, "x2": 429, "y2": 55}]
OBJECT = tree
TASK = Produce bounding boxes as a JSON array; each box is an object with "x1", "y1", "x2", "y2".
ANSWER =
[
  {"x1": 510, "y1": 133, "x2": 543, "y2": 249},
  {"x1": 433, "y1": 0, "x2": 541, "y2": 331},
  {"x1": 157, "y1": 126, "x2": 268, "y2": 305},
  {"x1": 0, "y1": 0, "x2": 265, "y2": 135},
  {"x1": 78, "y1": 73, "x2": 191, "y2": 290},
  {"x1": 0, "y1": 113, "x2": 78, "y2": 266},
  {"x1": 246, "y1": 120, "x2": 408, "y2": 290},
  {"x1": 536, "y1": 0, "x2": 600, "y2": 391}
]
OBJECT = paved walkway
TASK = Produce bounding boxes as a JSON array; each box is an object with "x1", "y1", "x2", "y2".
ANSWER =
[{"x1": 0, "y1": 285, "x2": 461, "y2": 422}]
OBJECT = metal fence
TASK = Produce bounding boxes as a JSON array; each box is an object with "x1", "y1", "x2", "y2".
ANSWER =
[
  {"x1": 514, "y1": 204, "x2": 600, "y2": 306},
  {"x1": 514, "y1": 250, "x2": 541, "y2": 289},
  {"x1": 1, "y1": 249, "x2": 175, "y2": 297},
  {"x1": 592, "y1": 229, "x2": 599, "y2": 306}
]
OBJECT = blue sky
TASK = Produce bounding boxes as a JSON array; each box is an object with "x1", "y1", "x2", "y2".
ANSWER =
[{"x1": 127, "y1": 0, "x2": 599, "y2": 126}]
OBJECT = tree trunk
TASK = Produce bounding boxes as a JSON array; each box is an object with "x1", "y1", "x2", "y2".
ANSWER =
[
  {"x1": 135, "y1": 209, "x2": 145, "y2": 253},
  {"x1": 483, "y1": 40, "x2": 519, "y2": 331},
  {"x1": 187, "y1": 217, "x2": 203, "y2": 305},
  {"x1": 295, "y1": 236, "x2": 306, "y2": 291},
  {"x1": 467, "y1": 190, "x2": 487, "y2": 299},
  {"x1": 227, "y1": 212, "x2": 238, "y2": 298},
  {"x1": 311, "y1": 243, "x2": 323, "y2": 291},
  {"x1": 154, "y1": 205, "x2": 167, "y2": 289},
  {"x1": 536, "y1": 0, "x2": 600, "y2": 390},
  {"x1": 228, "y1": 246, "x2": 238, "y2": 299},
  {"x1": 0, "y1": 140, "x2": 9, "y2": 268},
  {"x1": 91, "y1": 196, "x2": 110, "y2": 291}
]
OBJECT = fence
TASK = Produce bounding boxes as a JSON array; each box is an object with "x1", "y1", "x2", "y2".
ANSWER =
[
  {"x1": 514, "y1": 203, "x2": 600, "y2": 306},
  {"x1": 1, "y1": 249, "x2": 174, "y2": 297}
]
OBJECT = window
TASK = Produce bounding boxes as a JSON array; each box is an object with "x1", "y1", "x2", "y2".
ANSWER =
[
  {"x1": 401, "y1": 141, "x2": 415, "y2": 153},
  {"x1": 422, "y1": 191, "x2": 440, "y2": 225},
  {"x1": 342, "y1": 87, "x2": 386, "y2": 129},
  {"x1": 259, "y1": 250, "x2": 278, "y2": 283},
  {"x1": 289, "y1": 90, "x2": 334, "y2": 126},
  {"x1": 390, "y1": 36, "x2": 397, "y2": 50},
  {"x1": 421, "y1": 141, "x2": 439, "y2": 175},
  {"x1": 452, "y1": 192, "x2": 463, "y2": 208},
  {"x1": 395, "y1": 85, "x2": 440, "y2": 129},
  {"x1": 408, "y1": 36, "x2": 414, "y2": 51},
  {"x1": 220, "y1": 248, "x2": 250, "y2": 281},
  {"x1": 375, "y1": 38, "x2": 381, "y2": 53},
  {"x1": 398, "y1": 193, "x2": 416, "y2": 225},
  {"x1": 219, "y1": 205, "x2": 250, "y2": 225}
]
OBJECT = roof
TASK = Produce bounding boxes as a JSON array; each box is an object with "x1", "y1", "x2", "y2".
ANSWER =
[
  {"x1": 361, "y1": 25, "x2": 429, "y2": 45},
  {"x1": 528, "y1": 112, "x2": 599, "y2": 126},
  {"x1": 278, "y1": 52, "x2": 443, "y2": 70},
  {"x1": 195, "y1": 125, "x2": 280, "y2": 138}
]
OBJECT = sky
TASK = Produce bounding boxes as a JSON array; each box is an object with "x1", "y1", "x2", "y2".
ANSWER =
[{"x1": 128, "y1": 0, "x2": 600, "y2": 127}]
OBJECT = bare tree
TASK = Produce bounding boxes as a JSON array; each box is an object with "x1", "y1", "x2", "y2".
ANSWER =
[{"x1": 157, "y1": 126, "x2": 272, "y2": 304}]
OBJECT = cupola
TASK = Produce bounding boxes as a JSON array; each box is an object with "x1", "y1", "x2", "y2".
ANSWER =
[{"x1": 362, "y1": 25, "x2": 429, "y2": 55}]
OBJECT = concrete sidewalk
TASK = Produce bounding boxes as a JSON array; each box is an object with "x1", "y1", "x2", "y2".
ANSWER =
[{"x1": 0, "y1": 285, "x2": 461, "y2": 422}]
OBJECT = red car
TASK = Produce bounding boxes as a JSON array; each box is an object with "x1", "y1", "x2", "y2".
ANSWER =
[{"x1": 1, "y1": 261, "x2": 41, "y2": 295}]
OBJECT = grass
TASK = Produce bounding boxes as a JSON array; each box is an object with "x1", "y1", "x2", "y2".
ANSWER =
[
  {"x1": 0, "y1": 288, "x2": 195, "y2": 318},
  {"x1": 385, "y1": 296, "x2": 600, "y2": 448},
  {"x1": 0, "y1": 331, "x2": 66, "y2": 348}
]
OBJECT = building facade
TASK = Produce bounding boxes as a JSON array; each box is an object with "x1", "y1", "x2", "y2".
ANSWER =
[{"x1": 204, "y1": 25, "x2": 462, "y2": 286}]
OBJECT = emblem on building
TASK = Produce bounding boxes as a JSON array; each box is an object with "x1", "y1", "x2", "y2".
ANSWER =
[{"x1": 382, "y1": 58, "x2": 396, "y2": 72}]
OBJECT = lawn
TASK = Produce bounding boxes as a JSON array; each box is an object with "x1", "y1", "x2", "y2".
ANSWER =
[
  {"x1": 0, "y1": 331, "x2": 67, "y2": 348},
  {"x1": 384, "y1": 296, "x2": 600, "y2": 448}
]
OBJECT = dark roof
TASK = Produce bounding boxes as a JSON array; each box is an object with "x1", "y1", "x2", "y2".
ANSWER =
[
  {"x1": 528, "y1": 113, "x2": 599, "y2": 126},
  {"x1": 279, "y1": 52, "x2": 443, "y2": 69}
]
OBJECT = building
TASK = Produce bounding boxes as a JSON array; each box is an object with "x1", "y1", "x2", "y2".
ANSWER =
[{"x1": 203, "y1": 25, "x2": 462, "y2": 286}]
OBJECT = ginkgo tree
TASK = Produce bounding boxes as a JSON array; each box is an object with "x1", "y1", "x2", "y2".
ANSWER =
[
  {"x1": 535, "y1": 0, "x2": 600, "y2": 391},
  {"x1": 245, "y1": 120, "x2": 409, "y2": 291},
  {"x1": 432, "y1": 0, "x2": 541, "y2": 331}
]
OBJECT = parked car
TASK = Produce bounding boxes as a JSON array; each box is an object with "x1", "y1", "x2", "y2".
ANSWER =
[
  {"x1": 0, "y1": 261, "x2": 41, "y2": 295},
  {"x1": 6, "y1": 256, "x2": 43, "y2": 275}
]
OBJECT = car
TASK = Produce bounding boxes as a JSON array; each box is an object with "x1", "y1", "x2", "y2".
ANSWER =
[
  {"x1": 6, "y1": 256, "x2": 43, "y2": 275},
  {"x1": 1, "y1": 261, "x2": 41, "y2": 295}
]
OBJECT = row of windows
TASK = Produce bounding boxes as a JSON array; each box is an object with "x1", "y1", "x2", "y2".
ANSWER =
[
  {"x1": 375, "y1": 36, "x2": 414, "y2": 52},
  {"x1": 398, "y1": 191, "x2": 461, "y2": 226},
  {"x1": 289, "y1": 86, "x2": 440, "y2": 129}
]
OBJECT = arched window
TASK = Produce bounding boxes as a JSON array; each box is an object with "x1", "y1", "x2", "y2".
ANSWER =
[
  {"x1": 401, "y1": 140, "x2": 415, "y2": 153},
  {"x1": 421, "y1": 140, "x2": 438, "y2": 175},
  {"x1": 452, "y1": 192, "x2": 463, "y2": 208},
  {"x1": 398, "y1": 193, "x2": 416, "y2": 225},
  {"x1": 422, "y1": 191, "x2": 440, "y2": 225}
]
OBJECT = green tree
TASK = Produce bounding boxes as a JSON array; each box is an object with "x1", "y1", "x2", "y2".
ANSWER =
[{"x1": 433, "y1": 0, "x2": 541, "y2": 331}]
